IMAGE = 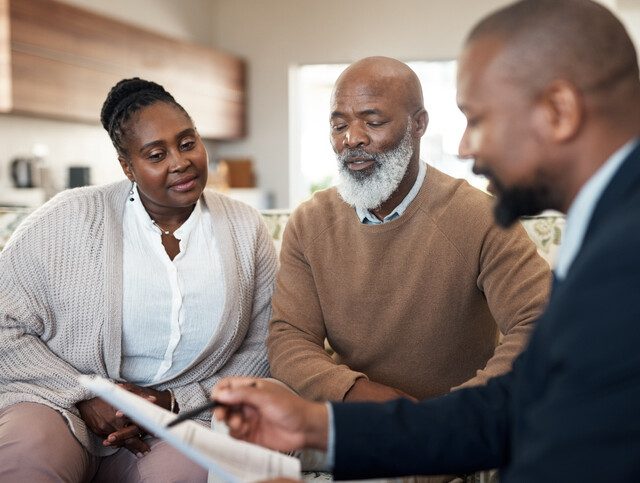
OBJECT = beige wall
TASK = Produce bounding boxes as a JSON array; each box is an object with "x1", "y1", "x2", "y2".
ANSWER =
[
  {"x1": 598, "y1": 1, "x2": 640, "y2": 50},
  {"x1": 618, "y1": 1, "x2": 640, "y2": 52}
]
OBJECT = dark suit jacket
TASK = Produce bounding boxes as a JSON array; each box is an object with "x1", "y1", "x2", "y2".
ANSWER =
[{"x1": 332, "y1": 141, "x2": 640, "y2": 482}]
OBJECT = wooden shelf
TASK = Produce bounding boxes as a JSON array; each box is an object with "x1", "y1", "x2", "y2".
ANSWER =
[{"x1": 0, "y1": 0, "x2": 245, "y2": 139}]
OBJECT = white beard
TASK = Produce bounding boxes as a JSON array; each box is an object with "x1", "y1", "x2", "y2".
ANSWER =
[{"x1": 336, "y1": 122, "x2": 414, "y2": 211}]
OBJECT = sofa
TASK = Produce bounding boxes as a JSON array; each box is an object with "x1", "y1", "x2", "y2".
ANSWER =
[{"x1": 2, "y1": 206, "x2": 564, "y2": 265}]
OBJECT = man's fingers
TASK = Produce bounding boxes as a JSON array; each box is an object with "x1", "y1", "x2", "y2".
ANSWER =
[
  {"x1": 213, "y1": 378, "x2": 267, "y2": 408},
  {"x1": 214, "y1": 376, "x2": 260, "y2": 395},
  {"x1": 226, "y1": 411, "x2": 247, "y2": 433},
  {"x1": 213, "y1": 406, "x2": 228, "y2": 422}
]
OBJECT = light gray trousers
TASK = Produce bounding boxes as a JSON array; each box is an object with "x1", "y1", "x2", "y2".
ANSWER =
[{"x1": 0, "y1": 402, "x2": 208, "y2": 483}]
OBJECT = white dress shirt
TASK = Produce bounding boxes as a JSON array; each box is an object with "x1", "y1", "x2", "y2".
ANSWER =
[{"x1": 121, "y1": 185, "x2": 225, "y2": 385}]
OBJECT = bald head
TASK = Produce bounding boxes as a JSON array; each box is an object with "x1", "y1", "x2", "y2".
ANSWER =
[
  {"x1": 329, "y1": 57, "x2": 429, "y2": 216},
  {"x1": 332, "y1": 57, "x2": 424, "y2": 114},
  {"x1": 466, "y1": 0, "x2": 640, "y2": 113}
]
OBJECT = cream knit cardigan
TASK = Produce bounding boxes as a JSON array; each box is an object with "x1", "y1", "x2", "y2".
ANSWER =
[{"x1": 0, "y1": 180, "x2": 277, "y2": 456}]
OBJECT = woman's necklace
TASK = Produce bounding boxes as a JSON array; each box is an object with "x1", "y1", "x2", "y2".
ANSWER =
[{"x1": 152, "y1": 219, "x2": 173, "y2": 236}]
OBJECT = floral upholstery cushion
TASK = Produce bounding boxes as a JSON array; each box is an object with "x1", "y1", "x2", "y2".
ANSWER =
[
  {"x1": 521, "y1": 214, "x2": 565, "y2": 267},
  {"x1": 0, "y1": 208, "x2": 31, "y2": 252},
  {"x1": 260, "y1": 209, "x2": 291, "y2": 256}
]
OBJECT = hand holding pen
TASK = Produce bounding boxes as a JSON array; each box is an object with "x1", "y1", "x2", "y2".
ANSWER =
[
  {"x1": 166, "y1": 381, "x2": 257, "y2": 428},
  {"x1": 210, "y1": 377, "x2": 329, "y2": 453}
]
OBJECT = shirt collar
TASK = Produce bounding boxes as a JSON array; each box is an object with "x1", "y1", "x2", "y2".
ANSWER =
[
  {"x1": 555, "y1": 137, "x2": 639, "y2": 279},
  {"x1": 357, "y1": 160, "x2": 427, "y2": 224}
]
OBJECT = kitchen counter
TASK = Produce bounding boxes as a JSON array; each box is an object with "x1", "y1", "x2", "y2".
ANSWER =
[{"x1": 0, "y1": 186, "x2": 47, "y2": 208}]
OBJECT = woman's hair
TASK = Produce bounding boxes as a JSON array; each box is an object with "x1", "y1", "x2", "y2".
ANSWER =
[{"x1": 100, "y1": 77, "x2": 191, "y2": 156}]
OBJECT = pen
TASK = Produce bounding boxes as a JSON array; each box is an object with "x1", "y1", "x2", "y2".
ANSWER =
[
  {"x1": 166, "y1": 381, "x2": 257, "y2": 428},
  {"x1": 166, "y1": 400, "x2": 229, "y2": 428}
]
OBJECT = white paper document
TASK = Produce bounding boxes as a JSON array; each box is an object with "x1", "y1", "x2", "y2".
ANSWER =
[{"x1": 79, "y1": 376, "x2": 301, "y2": 482}]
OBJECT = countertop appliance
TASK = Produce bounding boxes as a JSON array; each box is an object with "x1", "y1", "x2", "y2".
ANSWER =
[{"x1": 10, "y1": 157, "x2": 37, "y2": 188}]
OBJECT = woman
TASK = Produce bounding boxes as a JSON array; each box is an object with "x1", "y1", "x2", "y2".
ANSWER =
[{"x1": 0, "y1": 78, "x2": 277, "y2": 481}]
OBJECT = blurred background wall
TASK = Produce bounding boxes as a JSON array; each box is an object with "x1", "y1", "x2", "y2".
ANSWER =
[{"x1": 1, "y1": 0, "x2": 638, "y2": 208}]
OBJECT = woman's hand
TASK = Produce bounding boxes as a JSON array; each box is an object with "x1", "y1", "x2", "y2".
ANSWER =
[
  {"x1": 79, "y1": 382, "x2": 168, "y2": 456},
  {"x1": 77, "y1": 396, "x2": 150, "y2": 455},
  {"x1": 101, "y1": 383, "x2": 174, "y2": 456},
  {"x1": 77, "y1": 396, "x2": 127, "y2": 438},
  {"x1": 116, "y1": 382, "x2": 169, "y2": 410}
]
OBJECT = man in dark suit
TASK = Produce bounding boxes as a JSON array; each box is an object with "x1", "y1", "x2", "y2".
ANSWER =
[{"x1": 212, "y1": 0, "x2": 640, "y2": 481}]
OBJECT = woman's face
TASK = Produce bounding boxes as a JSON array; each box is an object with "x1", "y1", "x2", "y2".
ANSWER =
[{"x1": 119, "y1": 101, "x2": 209, "y2": 215}]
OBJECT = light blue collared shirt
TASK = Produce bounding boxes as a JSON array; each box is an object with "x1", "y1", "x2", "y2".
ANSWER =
[
  {"x1": 555, "y1": 138, "x2": 639, "y2": 280},
  {"x1": 356, "y1": 161, "x2": 427, "y2": 224}
]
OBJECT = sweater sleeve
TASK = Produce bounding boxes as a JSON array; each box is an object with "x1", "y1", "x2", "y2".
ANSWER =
[
  {"x1": 171, "y1": 219, "x2": 276, "y2": 414},
  {"x1": 268, "y1": 214, "x2": 366, "y2": 401},
  {"x1": 454, "y1": 219, "x2": 551, "y2": 389},
  {"x1": 0, "y1": 228, "x2": 90, "y2": 408}
]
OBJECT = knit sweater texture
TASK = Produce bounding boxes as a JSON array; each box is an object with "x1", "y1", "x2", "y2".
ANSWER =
[
  {"x1": 0, "y1": 180, "x2": 277, "y2": 455},
  {"x1": 268, "y1": 166, "x2": 551, "y2": 401}
]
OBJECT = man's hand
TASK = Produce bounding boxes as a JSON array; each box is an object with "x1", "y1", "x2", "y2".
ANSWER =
[
  {"x1": 344, "y1": 378, "x2": 417, "y2": 402},
  {"x1": 212, "y1": 377, "x2": 328, "y2": 453}
]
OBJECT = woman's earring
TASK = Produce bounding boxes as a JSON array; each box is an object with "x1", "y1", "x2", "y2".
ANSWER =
[{"x1": 129, "y1": 182, "x2": 135, "y2": 202}]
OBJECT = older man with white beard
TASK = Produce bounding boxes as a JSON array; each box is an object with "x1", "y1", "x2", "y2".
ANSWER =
[{"x1": 268, "y1": 56, "x2": 551, "y2": 404}]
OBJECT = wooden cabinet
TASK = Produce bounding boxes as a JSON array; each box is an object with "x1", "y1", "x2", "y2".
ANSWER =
[{"x1": 0, "y1": 0, "x2": 245, "y2": 139}]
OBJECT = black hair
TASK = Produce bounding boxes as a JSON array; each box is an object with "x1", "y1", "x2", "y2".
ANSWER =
[{"x1": 100, "y1": 77, "x2": 191, "y2": 156}]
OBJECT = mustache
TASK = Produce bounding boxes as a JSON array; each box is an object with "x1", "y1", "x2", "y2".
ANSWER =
[
  {"x1": 472, "y1": 163, "x2": 492, "y2": 179},
  {"x1": 337, "y1": 148, "x2": 377, "y2": 164},
  {"x1": 472, "y1": 165, "x2": 505, "y2": 192}
]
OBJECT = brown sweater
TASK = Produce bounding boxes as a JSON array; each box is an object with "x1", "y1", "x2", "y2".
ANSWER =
[{"x1": 268, "y1": 166, "x2": 551, "y2": 401}]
